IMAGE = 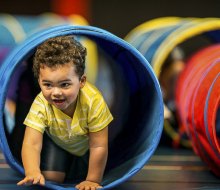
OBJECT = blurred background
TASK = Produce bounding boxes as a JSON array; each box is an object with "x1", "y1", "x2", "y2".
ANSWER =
[{"x1": 1, "y1": 0, "x2": 220, "y2": 38}]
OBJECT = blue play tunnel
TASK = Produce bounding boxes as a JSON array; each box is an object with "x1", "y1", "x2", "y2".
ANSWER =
[{"x1": 0, "y1": 25, "x2": 163, "y2": 190}]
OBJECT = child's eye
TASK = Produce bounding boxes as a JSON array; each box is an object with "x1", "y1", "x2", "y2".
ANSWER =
[
  {"x1": 43, "y1": 83, "x2": 52, "y2": 88},
  {"x1": 61, "y1": 83, "x2": 70, "y2": 88}
]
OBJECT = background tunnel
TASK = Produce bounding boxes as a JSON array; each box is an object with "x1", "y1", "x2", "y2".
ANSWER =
[
  {"x1": 125, "y1": 17, "x2": 220, "y2": 177},
  {"x1": 175, "y1": 44, "x2": 220, "y2": 177},
  {"x1": 0, "y1": 13, "x2": 98, "y2": 83},
  {"x1": 0, "y1": 25, "x2": 164, "y2": 189}
]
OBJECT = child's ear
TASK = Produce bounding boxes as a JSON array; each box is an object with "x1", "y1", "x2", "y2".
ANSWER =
[{"x1": 80, "y1": 75, "x2": 86, "y2": 88}]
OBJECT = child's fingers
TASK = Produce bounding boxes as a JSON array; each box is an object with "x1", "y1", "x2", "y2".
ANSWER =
[
  {"x1": 30, "y1": 174, "x2": 45, "y2": 185},
  {"x1": 17, "y1": 180, "x2": 25, "y2": 186},
  {"x1": 33, "y1": 176, "x2": 41, "y2": 184},
  {"x1": 75, "y1": 184, "x2": 80, "y2": 189},
  {"x1": 17, "y1": 177, "x2": 34, "y2": 186},
  {"x1": 39, "y1": 175, "x2": 45, "y2": 185},
  {"x1": 75, "y1": 183, "x2": 103, "y2": 190},
  {"x1": 17, "y1": 179, "x2": 27, "y2": 186}
]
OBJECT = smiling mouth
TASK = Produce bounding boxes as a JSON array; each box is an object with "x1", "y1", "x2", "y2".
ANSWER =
[{"x1": 53, "y1": 99, "x2": 65, "y2": 104}]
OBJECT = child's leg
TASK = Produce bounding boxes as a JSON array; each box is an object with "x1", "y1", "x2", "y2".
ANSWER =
[
  {"x1": 40, "y1": 134, "x2": 72, "y2": 183},
  {"x1": 41, "y1": 171, "x2": 66, "y2": 183}
]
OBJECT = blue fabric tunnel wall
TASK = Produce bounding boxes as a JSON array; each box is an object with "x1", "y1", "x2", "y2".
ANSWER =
[{"x1": 0, "y1": 25, "x2": 164, "y2": 190}]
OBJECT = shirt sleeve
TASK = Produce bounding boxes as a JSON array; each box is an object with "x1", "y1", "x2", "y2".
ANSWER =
[
  {"x1": 23, "y1": 95, "x2": 48, "y2": 133},
  {"x1": 88, "y1": 93, "x2": 113, "y2": 132}
]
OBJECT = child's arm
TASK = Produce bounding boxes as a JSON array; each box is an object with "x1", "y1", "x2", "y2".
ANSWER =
[
  {"x1": 17, "y1": 127, "x2": 45, "y2": 186},
  {"x1": 75, "y1": 126, "x2": 108, "y2": 189}
]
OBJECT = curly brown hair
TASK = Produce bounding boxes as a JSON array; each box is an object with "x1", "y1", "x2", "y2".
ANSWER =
[{"x1": 33, "y1": 35, "x2": 87, "y2": 79}]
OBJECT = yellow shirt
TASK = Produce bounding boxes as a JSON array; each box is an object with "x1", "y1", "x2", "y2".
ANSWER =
[{"x1": 23, "y1": 82, "x2": 113, "y2": 156}]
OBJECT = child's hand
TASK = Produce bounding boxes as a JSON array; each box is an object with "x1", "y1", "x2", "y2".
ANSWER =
[
  {"x1": 17, "y1": 172, "x2": 45, "y2": 186},
  {"x1": 75, "y1": 180, "x2": 102, "y2": 190}
]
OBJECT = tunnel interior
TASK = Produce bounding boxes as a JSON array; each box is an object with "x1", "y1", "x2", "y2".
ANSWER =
[{"x1": 0, "y1": 25, "x2": 163, "y2": 189}]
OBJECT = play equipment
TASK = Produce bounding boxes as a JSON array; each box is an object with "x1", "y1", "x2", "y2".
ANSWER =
[
  {"x1": 175, "y1": 44, "x2": 220, "y2": 177},
  {"x1": 0, "y1": 25, "x2": 163, "y2": 189},
  {"x1": 125, "y1": 17, "x2": 220, "y2": 76},
  {"x1": 0, "y1": 14, "x2": 99, "y2": 148},
  {"x1": 125, "y1": 17, "x2": 220, "y2": 147},
  {"x1": 0, "y1": 13, "x2": 98, "y2": 83}
]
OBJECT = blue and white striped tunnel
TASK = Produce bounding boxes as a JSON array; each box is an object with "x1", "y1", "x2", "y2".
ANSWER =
[
  {"x1": 0, "y1": 25, "x2": 164, "y2": 190},
  {"x1": 0, "y1": 13, "x2": 98, "y2": 84}
]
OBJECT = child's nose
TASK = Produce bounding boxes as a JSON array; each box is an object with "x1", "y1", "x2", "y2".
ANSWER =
[{"x1": 52, "y1": 87, "x2": 62, "y2": 96}]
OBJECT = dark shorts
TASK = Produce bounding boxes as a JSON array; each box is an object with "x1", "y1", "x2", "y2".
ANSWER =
[{"x1": 40, "y1": 134, "x2": 89, "y2": 181}]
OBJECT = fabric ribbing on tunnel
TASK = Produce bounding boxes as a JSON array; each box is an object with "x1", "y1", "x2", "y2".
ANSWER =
[
  {"x1": 0, "y1": 25, "x2": 164, "y2": 190},
  {"x1": 125, "y1": 17, "x2": 220, "y2": 148},
  {"x1": 125, "y1": 17, "x2": 220, "y2": 77},
  {"x1": 0, "y1": 13, "x2": 98, "y2": 84},
  {"x1": 175, "y1": 44, "x2": 220, "y2": 177},
  {"x1": 0, "y1": 14, "x2": 98, "y2": 151}
]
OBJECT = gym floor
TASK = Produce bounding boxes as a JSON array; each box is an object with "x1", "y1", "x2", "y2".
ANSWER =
[{"x1": 1, "y1": 146, "x2": 220, "y2": 190}]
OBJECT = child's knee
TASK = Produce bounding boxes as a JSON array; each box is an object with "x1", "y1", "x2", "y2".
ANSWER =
[{"x1": 42, "y1": 171, "x2": 66, "y2": 183}]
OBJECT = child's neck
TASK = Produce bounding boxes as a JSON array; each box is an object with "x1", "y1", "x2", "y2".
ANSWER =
[{"x1": 63, "y1": 101, "x2": 77, "y2": 118}]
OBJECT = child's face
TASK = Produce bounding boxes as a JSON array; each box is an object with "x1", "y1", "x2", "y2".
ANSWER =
[{"x1": 38, "y1": 62, "x2": 86, "y2": 117}]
